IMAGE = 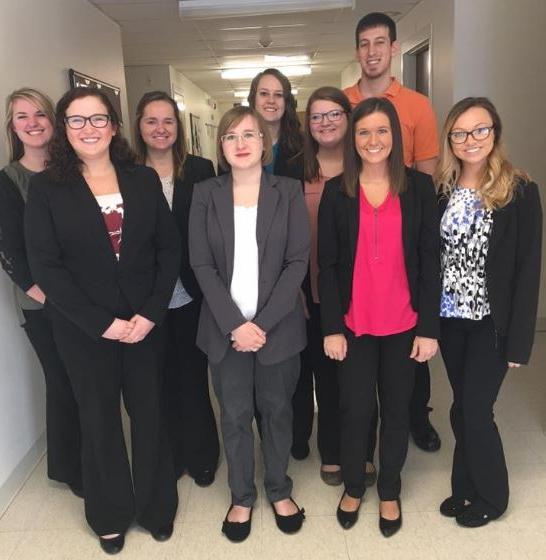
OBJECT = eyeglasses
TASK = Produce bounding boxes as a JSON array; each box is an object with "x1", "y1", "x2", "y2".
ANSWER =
[
  {"x1": 221, "y1": 131, "x2": 263, "y2": 144},
  {"x1": 309, "y1": 109, "x2": 346, "y2": 125},
  {"x1": 448, "y1": 126, "x2": 494, "y2": 144},
  {"x1": 65, "y1": 114, "x2": 111, "y2": 130}
]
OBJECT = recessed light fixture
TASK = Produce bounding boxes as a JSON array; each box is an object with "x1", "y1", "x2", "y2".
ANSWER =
[
  {"x1": 222, "y1": 66, "x2": 311, "y2": 80},
  {"x1": 179, "y1": 0, "x2": 354, "y2": 20}
]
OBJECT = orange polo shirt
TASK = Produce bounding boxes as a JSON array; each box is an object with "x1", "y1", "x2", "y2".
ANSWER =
[{"x1": 344, "y1": 78, "x2": 439, "y2": 166}]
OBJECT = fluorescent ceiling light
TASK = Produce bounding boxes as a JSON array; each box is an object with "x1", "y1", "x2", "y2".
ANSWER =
[
  {"x1": 234, "y1": 88, "x2": 298, "y2": 98},
  {"x1": 179, "y1": 0, "x2": 354, "y2": 20},
  {"x1": 222, "y1": 66, "x2": 311, "y2": 80},
  {"x1": 264, "y1": 55, "x2": 309, "y2": 63}
]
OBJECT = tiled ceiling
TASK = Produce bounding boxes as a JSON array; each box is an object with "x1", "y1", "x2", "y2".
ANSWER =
[{"x1": 90, "y1": 0, "x2": 420, "y2": 104}]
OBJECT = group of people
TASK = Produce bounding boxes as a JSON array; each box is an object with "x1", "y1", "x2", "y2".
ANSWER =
[{"x1": 0, "y1": 11, "x2": 542, "y2": 555}]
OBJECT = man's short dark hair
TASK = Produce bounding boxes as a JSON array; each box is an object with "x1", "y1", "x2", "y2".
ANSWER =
[{"x1": 355, "y1": 12, "x2": 397, "y2": 46}]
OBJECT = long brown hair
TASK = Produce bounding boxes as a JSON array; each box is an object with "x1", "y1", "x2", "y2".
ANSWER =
[
  {"x1": 46, "y1": 88, "x2": 135, "y2": 183},
  {"x1": 5, "y1": 88, "x2": 55, "y2": 162},
  {"x1": 248, "y1": 68, "x2": 302, "y2": 158},
  {"x1": 434, "y1": 96, "x2": 529, "y2": 209},
  {"x1": 303, "y1": 86, "x2": 351, "y2": 182},
  {"x1": 134, "y1": 90, "x2": 188, "y2": 180},
  {"x1": 342, "y1": 97, "x2": 406, "y2": 198}
]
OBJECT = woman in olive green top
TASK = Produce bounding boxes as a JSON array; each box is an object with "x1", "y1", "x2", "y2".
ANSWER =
[{"x1": 0, "y1": 88, "x2": 82, "y2": 496}]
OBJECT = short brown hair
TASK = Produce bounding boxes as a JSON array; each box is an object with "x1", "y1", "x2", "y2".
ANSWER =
[
  {"x1": 216, "y1": 106, "x2": 272, "y2": 172},
  {"x1": 5, "y1": 88, "x2": 55, "y2": 162}
]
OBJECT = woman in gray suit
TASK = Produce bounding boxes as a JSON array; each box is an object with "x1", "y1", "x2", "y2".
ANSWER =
[{"x1": 189, "y1": 106, "x2": 310, "y2": 542}]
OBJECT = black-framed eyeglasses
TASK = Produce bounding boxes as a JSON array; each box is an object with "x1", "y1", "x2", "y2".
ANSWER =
[
  {"x1": 64, "y1": 114, "x2": 111, "y2": 130},
  {"x1": 309, "y1": 109, "x2": 346, "y2": 125},
  {"x1": 448, "y1": 125, "x2": 494, "y2": 144}
]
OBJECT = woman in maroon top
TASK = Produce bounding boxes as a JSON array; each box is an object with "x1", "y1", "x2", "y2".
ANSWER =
[{"x1": 318, "y1": 97, "x2": 440, "y2": 536}]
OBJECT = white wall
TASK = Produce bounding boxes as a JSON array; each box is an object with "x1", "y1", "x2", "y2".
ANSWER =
[
  {"x1": 0, "y1": 0, "x2": 129, "y2": 508},
  {"x1": 452, "y1": 0, "x2": 546, "y2": 318},
  {"x1": 124, "y1": 65, "x2": 222, "y2": 168}
]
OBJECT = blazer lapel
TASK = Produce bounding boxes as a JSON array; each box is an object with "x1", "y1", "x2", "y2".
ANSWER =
[
  {"x1": 488, "y1": 206, "x2": 510, "y2": 260},
  {"x1": 399, "y1": 177, "x2": 414, "y2": 263},
  {"x1": 211, "y1": 174, "x2": 235, "y2": 283},
  {"x1": 256, "y1": 173, "x2": 279, "y2": 263}
]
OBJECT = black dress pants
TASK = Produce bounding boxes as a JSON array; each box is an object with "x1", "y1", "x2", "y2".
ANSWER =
[
  {"x1": 339, "y1": 328, "x2": 416, "y2": 500},
  {"x1": 50, "y1": 308, "x2": 178, "y2": 536},
  {"x1": 440, "y1": 316, "x2": 509, "y2": 515},
  {"x1": 159, "y1": 299, "x2": 220, "y2": 478},
  {"x1": 292, "y1": 303, "x2": 340, "y2": 464},
  {"x1": 22, "y1": 308, "x2": 81, "y2": 487}
]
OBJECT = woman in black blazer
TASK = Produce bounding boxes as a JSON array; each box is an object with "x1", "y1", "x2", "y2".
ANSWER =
[
  {"x1": 134, "y1": 91, "x2": 220, "y2": 487},
  {"x1": 189, "y1": 106, "x2": 309, "y2": 542},
  {"x1": 0, "y1": 88, "x2": 81, "y2": 496},
  {"x1": 318, "y1": 98, "x2": 440, "y2": 535},
  {"x1": 435, "y1": 97, "x2": 542, "y2": 527},
  {"x1": 25, "y1": 88, "x2": 180, "y2": 554}
]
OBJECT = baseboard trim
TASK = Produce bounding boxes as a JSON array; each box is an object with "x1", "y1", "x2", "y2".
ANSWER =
[{"x1": 0, "y1": 432, "x2": 46, "y2": 517}]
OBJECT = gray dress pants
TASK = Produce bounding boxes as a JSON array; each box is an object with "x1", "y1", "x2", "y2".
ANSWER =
[{"x1": 210, "y1": 347, "x2": 300, "y2": 506}]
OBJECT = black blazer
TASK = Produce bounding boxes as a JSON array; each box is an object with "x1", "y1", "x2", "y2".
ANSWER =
[
  {"x1": 439, "y1": 180, "x2": 542, "y2": 364},
  {"x1": 171, "y1": 154, "x2": 215, "y2": 299},
  {"x1": 25, "y1": 164, "x2": 181, "y2": 340},
  {"x1": 0, "y1": 170, "x2": 34, "y2": 292},
  {"x1": 274, "y1": 144, "x2": 304, "y2": 183},
  {"x1": 189, "y1": 172, "x2": 310, "y2": 365},
  {"x1": 318, "y1": 167, "x2": 441, "y2": 339}
]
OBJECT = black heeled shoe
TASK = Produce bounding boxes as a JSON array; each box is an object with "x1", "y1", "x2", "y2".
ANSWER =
[
  {"x1": 440, "y1": 496, "x2": 470, "y2": 518},
  {"x1": 271, "y1": 498, "x2": 305, "y2": 534},
  {"x1": 193, "y1": 469, "x2": 215, "y2": 488},
  {"x1": 379, "y1": 498, "x2": 402, "y2": 537},
  {"x1": 336, "y1": 492, "x2": 362, "y2": 530},
  {"x1": 222, "y1": 505, "x2": 253, "y2": 542},
  {"x1": 151, "y1": 522, "x2": 174, "y2": 542},
  {"x1": 99, "y1": 534, "x2": 125, "y2": 555}
]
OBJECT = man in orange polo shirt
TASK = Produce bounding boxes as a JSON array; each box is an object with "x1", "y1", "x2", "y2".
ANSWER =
[{"x1": 343, "y1": 12, "x2": 441, "y2": 465}]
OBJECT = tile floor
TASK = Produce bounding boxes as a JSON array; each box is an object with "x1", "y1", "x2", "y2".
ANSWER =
[{"x1": 1, "y1": 333, "x2": 545, "y2": 559}]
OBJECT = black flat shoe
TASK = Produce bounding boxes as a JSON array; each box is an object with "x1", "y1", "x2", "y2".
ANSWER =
[
  {"x1": 68, "y1": 482, "x2": 84, "y2": 499},
  {"x1": 193, "y1": 469, "x2": 215, "y2": 487},
  {"x1": 222, "y1": 505, "x2": 253, "y2": 542},
  {"x1": 320, "y1": 467, "x2": 343, "y2": 486},
  {"x1": 440, "y1": 496, "x2": 470, "y2": 518},
  {"x1": 456, "y1": 503, "x2": 499, "y2": 528},
  {"x1": 364, "y1": 463, "x2": 377, "y2": 488},
  {"x1": 291, "y1": 442, "x2": 310, "y2": 460},
  {"x1": 271, "y1": 498, "x2": 305, "y2": 534},
  {"x1": 99, "y1": 534, "x2": 125, "y2": 555},
  {"x1": 411, "y1": 410, "x2": 441, "y2": 452},
  {"x1": 379, "y1": 498, "x2": 402, "y2": 538},
  {"x1": 336, "y1": 492, "x2": 361, "y2": 530},
  {"x1": 151, "y1": 522, "x2": 174, "y2": 542}
]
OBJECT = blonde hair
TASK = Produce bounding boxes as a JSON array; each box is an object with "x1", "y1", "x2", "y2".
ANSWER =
[
  {"x1": 5, "y1": 88, "x2": 55, "y2": 162},
  {"x1": 434, "y1": 97, "x2": 529, "y2": 210},
  {"x1": 216, "y1": 106, "x2": 272, "y2": 172}
]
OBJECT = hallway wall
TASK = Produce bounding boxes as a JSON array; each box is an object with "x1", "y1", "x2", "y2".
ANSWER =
[{"x1": 0, "y1": 0, "x2": 129, "y2": 512}]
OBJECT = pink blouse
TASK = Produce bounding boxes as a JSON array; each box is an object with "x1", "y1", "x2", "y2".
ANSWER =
[{"x1": 344, "y1": 189, "x2": 417, "y2": 336}]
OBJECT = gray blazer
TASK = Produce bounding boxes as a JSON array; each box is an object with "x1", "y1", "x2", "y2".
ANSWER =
[{"x1": 189, "y1": 171, "x2": 310, "y2": 365}]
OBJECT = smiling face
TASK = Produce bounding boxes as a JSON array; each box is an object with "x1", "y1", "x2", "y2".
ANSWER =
[
  {"x1": 354, "y1": 110, "x2": 393, "y2": 166},
  {"x1": 355, "y1": 25, "x2": 397, "y2": 81},
  {"x1": 308, "y1": 99, "x2": 348, "y2": 150},
  {"x1": 11, "y1": 98, "x2": 53, "y2": 153},
  {"x1": 254, "y1": 74, "x2": 286, "y2": 125},
  {"x1": 65, "y1": 95, "x2": 116, "y2": 162},
  {"x1": 139, "y1": 100, "x2": 177, "y2": 153},
  {"x1": 450, "y1": 106, "x2": 495, "y2": 170},
  {"x1": 221, "y1": 114, "x2": 264, "y2": 171}
]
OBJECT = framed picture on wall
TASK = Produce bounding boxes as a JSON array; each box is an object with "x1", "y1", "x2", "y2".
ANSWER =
[
  {"x1": 68, "y1": 69, "x2": 123, "y2": 124},
  {"x1": 190, "y1": 113, "x2": 203, "y2": 156}
]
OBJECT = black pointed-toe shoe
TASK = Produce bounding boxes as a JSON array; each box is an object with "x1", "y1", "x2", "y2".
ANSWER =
[
  {"x1": 290, "y1": 442, "x2": 310, "y2": 460},
  {"x1": 379, "y1": 499, "x2": 402, "y2": 538},
  {"x1": 271, "y1": 498, "x2": 306, "y2": 534},
  {"x1": 222, "y1": 506, "x2": 253, "y2": 542},
  {"x1": 99, "y1": 534, "x2": 125, "y2": 555},
  {"x1": 151, "y1": 522, "x2": 174, "y2": 542},
  {"x1": 440, "y1": 496, "x2": 470, "y2": 518},
  {"x1": 336, "y1": 492, "x2": 362, "y2": 530}
]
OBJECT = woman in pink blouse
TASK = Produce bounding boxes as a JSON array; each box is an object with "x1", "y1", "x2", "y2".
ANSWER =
[{"x1": 318, "y1": 97, "x2": 440, "y2": 536}]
